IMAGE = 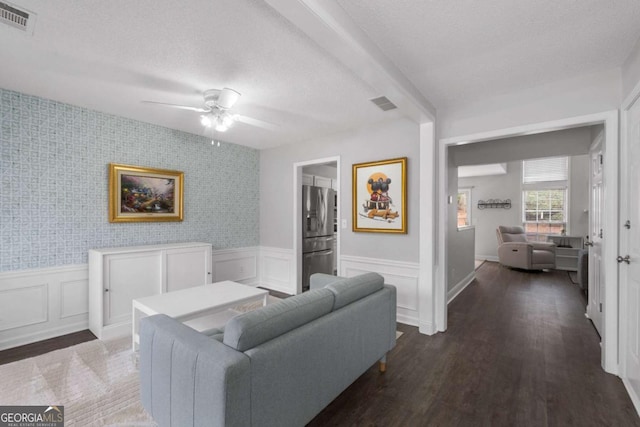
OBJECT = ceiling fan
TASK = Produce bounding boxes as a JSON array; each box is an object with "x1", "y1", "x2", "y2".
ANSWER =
[{"x1": 142, "y1": 88, "x2": 277, "y2": 133}]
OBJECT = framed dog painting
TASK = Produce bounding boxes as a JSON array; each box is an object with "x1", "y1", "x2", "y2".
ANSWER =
[{"x1": 352, "y1": 157, "x2": 407, "y2": 233}]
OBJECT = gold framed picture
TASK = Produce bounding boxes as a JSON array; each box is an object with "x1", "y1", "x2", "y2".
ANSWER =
[
  {"x1": 109, "y1": 163, "x2": 184, "y2": 223},
  {"x1": 352, "y1": 157, "x2": 407, "y2": 233}
]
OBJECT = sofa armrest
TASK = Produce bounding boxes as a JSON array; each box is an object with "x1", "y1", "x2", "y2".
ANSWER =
[
  {"x1": 498, "y1": 242, "x2": 533, "y2": 269},
  {"x1": 140, "y1": 314, "x2": 251, "y2": 427},
  {"x1": 310, "y1": 273, "x2": 344, "y2": 290}
]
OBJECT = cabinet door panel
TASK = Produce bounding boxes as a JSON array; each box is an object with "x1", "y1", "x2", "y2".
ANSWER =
[
  {"x1": 165, "y1": 246, "x2": 212, "y2": 292},
  {"x1": 104, "y1": 252, "x2": 162, "y2": 325}
]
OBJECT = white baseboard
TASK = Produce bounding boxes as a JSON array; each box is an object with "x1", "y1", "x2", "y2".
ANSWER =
[
  {"x1": 623, "y1": 378, "x2": 640, "y2": 418},
  {"x1": 477, "y1": 255, "x2": 499, "y2": 262},
  {"x1": 447, "y1": 271, "x2": 476, "y2": 304},
  {"x1": 419, "y1": 320, "x2": 436, "y2": 335}
]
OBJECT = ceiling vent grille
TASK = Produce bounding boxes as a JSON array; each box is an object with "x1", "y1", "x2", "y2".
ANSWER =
[
  {"x1": 370, "y1": 96, "x2": 397, "y2": 112},
  {"x1": 0, "y1": 1, "x2": 35, "y2": 33}
]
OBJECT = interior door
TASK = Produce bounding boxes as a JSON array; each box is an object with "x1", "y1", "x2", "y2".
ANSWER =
[
  {"x1": 623, "y1": 96, "x2": 640, "y2": 388},
  {"x1": 588, "y1": 135, "x2": 604, "y2": 335}
]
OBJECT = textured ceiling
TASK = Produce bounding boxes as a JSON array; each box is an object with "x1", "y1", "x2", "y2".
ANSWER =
[
  {"x1": 336, "y1": 0, "x2": 640, "y2": 109},
  {"x1": 0, "y1": 0, "x2": 396, "y2": 149},
  {"x1": 1, "y1": 1, "x2": 639, "y2": 149}
]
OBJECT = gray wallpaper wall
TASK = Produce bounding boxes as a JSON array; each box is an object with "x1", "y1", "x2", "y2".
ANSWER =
[{"x1": 0, "y1": 89, "x2": 259, "y2": 272}]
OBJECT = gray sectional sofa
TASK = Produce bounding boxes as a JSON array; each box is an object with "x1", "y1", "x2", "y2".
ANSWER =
[{"x1": 139, "y1": 272, "x2": 397, "y2": 427}]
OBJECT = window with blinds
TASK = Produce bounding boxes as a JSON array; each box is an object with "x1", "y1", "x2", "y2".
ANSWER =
[
  {"x1": 522, "y1": 156, "x2": 569, "y2": 240},
  {"x1": 523, "y1": 156, "x2": 568, "y2": 183}
]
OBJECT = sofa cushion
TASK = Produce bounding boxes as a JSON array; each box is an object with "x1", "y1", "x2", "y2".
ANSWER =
[
  {"x1": 309, "y1": 273, "x2": 345, "y2": 290},
  {"x1": 326, "y1": 272, "x2": 384, "y2": 310},
  {"x1": 223, "y1": 288, "x2": 334, "y2": 352}
]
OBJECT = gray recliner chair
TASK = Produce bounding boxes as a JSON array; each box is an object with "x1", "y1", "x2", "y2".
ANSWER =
[{"x1": 496, "y1": 226, "x2": 556, "y2": 270}]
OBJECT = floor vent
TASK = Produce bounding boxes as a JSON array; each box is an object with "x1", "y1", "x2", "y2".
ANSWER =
[
  {"x1": 0, "y1": 1, "x2": 35, "y2": 33},
  {"x1": 370, "y1": 96, "x2": 397, "y2": 111}
]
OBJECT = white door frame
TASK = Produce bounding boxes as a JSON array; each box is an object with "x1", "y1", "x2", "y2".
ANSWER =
[
  {"x1": 437, "y1": 111, "x2": 619, "y2": 374},
  {"x1": 620, "y1": 81, "x2": 640, "y2": 384},
  {"x1": 292, "y1": 156, "x2": 340, "y2": 294}
]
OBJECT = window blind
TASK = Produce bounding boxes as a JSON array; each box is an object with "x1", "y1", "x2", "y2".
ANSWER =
[{"x1": 522, "y1": 156, "x2": 568, "y2": 183}]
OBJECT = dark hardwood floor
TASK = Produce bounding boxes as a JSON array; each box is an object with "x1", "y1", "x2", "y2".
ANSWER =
[
  {"x1": 0, "y1": 329, "x2": 96, "y2": 366},
  {"x1": 308, "y1": 262, "x2": 640, "y2": 426},
  {"x1": 1, "y1": 264, "x2": 637, "y2": 426}
]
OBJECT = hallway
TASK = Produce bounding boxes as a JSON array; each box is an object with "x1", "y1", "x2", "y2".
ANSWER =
[{"x1": 309, "y1": 262, "x2": 639, "y2": 426}]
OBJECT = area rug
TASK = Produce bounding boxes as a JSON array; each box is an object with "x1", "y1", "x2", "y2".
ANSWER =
[
  {"x1": 0, "y1": 296, "x2": 403, "y2": 426},
  {"x1": 0, "y1": 336, "x2": 155, "y2": 427}
]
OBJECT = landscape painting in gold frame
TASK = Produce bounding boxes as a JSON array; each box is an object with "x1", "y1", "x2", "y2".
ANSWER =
[
  {"x1": 352, "y1": 157, "x2": 407, "y2": 233},
  {"x1": 109, "y1": 163, "x2": 184, "y2": 223}
]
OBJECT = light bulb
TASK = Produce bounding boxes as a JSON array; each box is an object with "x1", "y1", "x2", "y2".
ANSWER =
[
  {"x1": 215, "y1": 123, "x2": 229, "y2": 132},
  {"x1": 200, "y1": 115, "x2": 212, "y2": 127},
  {"x1": 221, "y1": 114, "x2": 234, "y2": 127}
]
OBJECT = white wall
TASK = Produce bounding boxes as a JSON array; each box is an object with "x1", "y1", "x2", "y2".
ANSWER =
[
  {"x1": 260, "y1": 117, "x2": 420, "y2": 262},
  {"x1": 570, "y1": 154, "x2": 590, "y2": 237},
  {"x1": 446, "y1": 146, "x2": 475, "y2": 291},
  {"x1": 458, "y1": 161, "x2": 522, "y2": 260},
  {"x1": 622, "y1": 37, "x2": 640, "y2": 99},
  {"x1": 302, "y1": 164, "x2": 337, "y2": 179},
  {"x1": 439, "y1": 68, "x2": 621, "y2": 139}
]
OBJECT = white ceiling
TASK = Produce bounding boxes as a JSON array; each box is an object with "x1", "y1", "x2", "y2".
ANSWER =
[{"x1": 1, "y1": 1, "x2": 639, "y2": 149}]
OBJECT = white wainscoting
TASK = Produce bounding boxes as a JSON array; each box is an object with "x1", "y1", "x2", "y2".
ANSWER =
[
  {"x1": 0, "y1": 247, "x2": 420, "y2": 350},
  {"x1": 0, "y1": 265, "x2": 89, "y2": 351},
  {"x1": 340, "y1": 255, "x2": 420, "y2": 327},
  {"x1": 259, "y1": 247, "x2": 295, "y2": 295},
  {"x1": 211, "y1": 247, "x2": 259, "y2": 286}
]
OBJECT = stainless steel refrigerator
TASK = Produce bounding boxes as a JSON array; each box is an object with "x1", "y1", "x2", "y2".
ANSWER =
[{"x1": 302, "y1": 185, "x2": 336, "y2": 291}]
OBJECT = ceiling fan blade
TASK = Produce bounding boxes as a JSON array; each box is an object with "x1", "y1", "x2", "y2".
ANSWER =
[
  {"x1": 235, "y1": 114, "x2": 279, "y2": 131},
  {"x1": 142, "y1": 100, "x2": 209, "y2": 113},
  {"x1": 217, "y1": 88, "x2": 241, "y2": 110}
]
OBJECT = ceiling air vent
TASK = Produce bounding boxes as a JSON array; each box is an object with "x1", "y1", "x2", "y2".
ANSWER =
[
  {"x1": 370, "y1": 96, "x2": 397, "y2": 112},
  {"x1": 0, "y1": 1, "x2": 36, "y2": 34}
]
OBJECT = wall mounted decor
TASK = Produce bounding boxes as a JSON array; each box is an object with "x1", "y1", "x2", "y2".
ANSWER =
[
  {"x1": 109, "y1": 163, "x2": 184, "y2": 223},
  {"x1": 477, "y1": 199, "x2": 511, "y2": 209},
  {"x1": 352, "y1": 157, "x2": 407, "y2": 233}
]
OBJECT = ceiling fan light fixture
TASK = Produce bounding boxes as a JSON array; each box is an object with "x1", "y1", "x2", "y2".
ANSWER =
[
  {"x1": 200, "y1": 114, "x2": 212, "y2": 127},
  {"x1": 217, "y1": 88, "x2": 241, "y2": 110}
]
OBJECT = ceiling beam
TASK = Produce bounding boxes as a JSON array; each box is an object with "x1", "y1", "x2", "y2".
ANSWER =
[{"x1": 265, "y1": 0, "x2": 436, "y2": 123}]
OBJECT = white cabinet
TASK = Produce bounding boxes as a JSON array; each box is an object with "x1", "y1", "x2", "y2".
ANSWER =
[
  {"x1": 89, "y1": 242, "x2": 212, "y2": 339},
  {"x1": 313, "y1": 176, "x2": 333, "y2": 188},
  {"x1": 302, "y1": 174, "x2": 338, "y2": 190},
  {"x1": 547, "y1": 236, "x2": 583, "y2": 271}
]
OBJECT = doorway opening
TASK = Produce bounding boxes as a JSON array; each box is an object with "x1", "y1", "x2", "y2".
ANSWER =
[
  {"x1": 292, "y1": 156, "x2": 340, "y2": 294},
  {"x1": 438, "y1": 111, "x2": 619, "y2": 374}
]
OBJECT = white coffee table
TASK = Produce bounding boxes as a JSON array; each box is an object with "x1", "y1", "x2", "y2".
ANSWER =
[{"x1": 132, "y1": 280, "x2": 269, "y2": 351}]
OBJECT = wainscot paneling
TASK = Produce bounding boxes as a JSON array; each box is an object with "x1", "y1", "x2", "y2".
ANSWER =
[
  {"x1": 0, "y1": 265, "x2": 89, "y2": 351},
  {"x1": 259, "y1": 247, "x2": 295, "y2": 295},
  {"x1": 211, "y1": 247, "x2": 259, "y2": 285},
  {"x1": 340, "y1": 255, "x2": 420, "y2": 326}
]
